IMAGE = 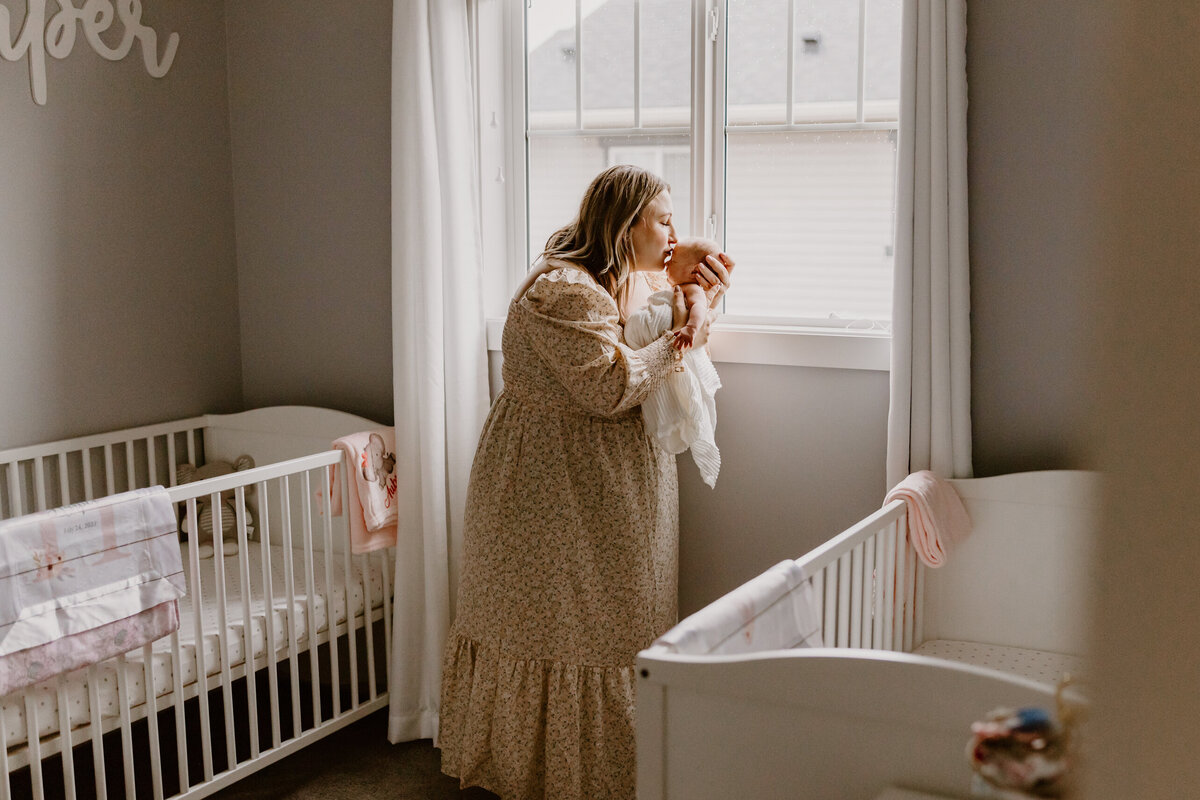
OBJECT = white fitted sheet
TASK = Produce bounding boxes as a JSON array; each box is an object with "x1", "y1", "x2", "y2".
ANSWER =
[
  {"x1": 3, "y1": 543, "x2": 387, "y2": 749},
  {"x1": 913, "y1": 639, "x2": 1083, "y2": 686}
]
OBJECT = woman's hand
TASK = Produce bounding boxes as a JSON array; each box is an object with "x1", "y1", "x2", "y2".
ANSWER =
[{"x1": 699, "y1": 253, "x2": 734, "y2": 307}]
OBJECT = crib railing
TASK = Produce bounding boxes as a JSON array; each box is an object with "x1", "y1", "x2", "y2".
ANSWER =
[
  {"x1": 0, "y1": 417, "x2": 209, "y2": 520},
  {"x1": 797, "y1": 500, "x2": 924, "y2": 654},
  {"x1": 3, "y1": 450, "x2": 394, "y2": 800}
]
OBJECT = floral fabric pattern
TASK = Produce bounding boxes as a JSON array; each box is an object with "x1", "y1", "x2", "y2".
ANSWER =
[{"x1": 439, "y1": 266, "x2": 680, "y2": 799}]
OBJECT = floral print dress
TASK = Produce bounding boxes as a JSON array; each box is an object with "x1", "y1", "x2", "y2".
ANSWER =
[{"x1": 439, "y1": 264, "x2": 681, "y2": 799}]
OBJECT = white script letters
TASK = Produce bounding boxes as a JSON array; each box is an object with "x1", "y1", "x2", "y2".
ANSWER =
[{"x1": 1, "y1": 0, "x2": 180, "y2": 106}]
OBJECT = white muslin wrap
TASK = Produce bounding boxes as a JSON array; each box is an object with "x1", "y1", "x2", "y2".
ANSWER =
[
  {"x1": 652, "y1": 560, "x2": 824, "y2": 655},
  {"x1": 624, "y1": 289, "x2": 722, "y2": 487},
  {"x1": 0, "y1": 487, "x2": 185, "y2": 693}
]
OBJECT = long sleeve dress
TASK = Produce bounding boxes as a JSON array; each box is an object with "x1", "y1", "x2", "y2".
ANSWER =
[{"x1": 439, "y1": 264, "x2": 682, "y2": 800}]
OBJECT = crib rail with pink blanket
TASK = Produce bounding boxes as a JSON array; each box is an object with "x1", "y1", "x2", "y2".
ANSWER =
[
  {"x1": 0, "y1": 407, "x2": 395, "y2": 800},
  {"x1": 637, "y1": 470, "x2": 1098, "y2": 800}
]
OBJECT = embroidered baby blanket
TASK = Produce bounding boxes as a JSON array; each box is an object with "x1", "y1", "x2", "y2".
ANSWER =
[
  {"x1": 330, "y1": 430, "x2": 399, "y2": 553},
  {"x1": 0, "y1": 487, "x2": 185, "y2": 693}
]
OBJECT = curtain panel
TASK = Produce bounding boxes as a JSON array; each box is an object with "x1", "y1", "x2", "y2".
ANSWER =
[
  {"x1": 886, "y1": 0, "x2": 973, "y2": 489},
  {"x1": 389, "y1": 0, "x2": 490, "y2": 743}
]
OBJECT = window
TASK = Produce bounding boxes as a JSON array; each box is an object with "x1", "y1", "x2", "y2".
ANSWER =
[{"x1": 480, "y1": 0, "x2": 901, "y2": 344}]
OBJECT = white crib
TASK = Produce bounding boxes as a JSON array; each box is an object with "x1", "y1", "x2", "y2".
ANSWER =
[
  {"x1": 637, "y1": 470, "x2": 1098, "y2": 800},
  {"x1": 0, "y1": 406, "x2": 395, "y2": 800}
]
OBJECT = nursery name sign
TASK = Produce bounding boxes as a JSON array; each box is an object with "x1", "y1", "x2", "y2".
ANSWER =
[{"x1": 1, "y1": 0, "x2": 179, "y2": 106}]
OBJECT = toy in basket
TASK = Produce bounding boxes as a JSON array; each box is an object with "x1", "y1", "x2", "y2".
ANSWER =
[{"x1": 967, "y1": 676, "x2": 1085, "y2": 798}]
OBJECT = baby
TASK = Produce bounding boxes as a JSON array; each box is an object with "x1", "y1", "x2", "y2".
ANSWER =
[{"x1": 665, "y1": 237, "x2": 728, "y2": 349}]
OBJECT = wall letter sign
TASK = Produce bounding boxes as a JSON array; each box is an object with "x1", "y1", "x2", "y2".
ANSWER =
[{"x1": 1, "y1": 0, "x2": 179, "y2": 106}]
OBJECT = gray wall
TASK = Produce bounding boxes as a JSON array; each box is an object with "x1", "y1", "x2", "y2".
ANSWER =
[
  {"x1": 966, "y1": 2, "x2": 1100, "y2": 476},
  {"x1": 0, "y1": 0, "x2": 242, "y2": 448},
  {"x1": 225, "y1": 0, "x2": 393, "y2": 425}
]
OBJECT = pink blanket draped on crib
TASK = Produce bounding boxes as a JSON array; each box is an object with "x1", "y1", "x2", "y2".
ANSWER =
[
  {"x1": 0, "y1": 487, "x2": 185, "y2": 694},
  {"x1": 330, "y1": 430, "x2": 399, "y2": 554},
  {"x1": 884, "y1": 470, "x2": 972, "y2": 568}
]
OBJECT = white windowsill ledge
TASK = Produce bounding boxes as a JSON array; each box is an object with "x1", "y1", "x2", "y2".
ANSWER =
[{"x1": 485, "y1": 318, "x2": 890, "y2": 371}]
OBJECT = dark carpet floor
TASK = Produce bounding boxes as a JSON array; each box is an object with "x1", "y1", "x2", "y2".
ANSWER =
[{"x1": 210, "y1": 709, "x2": 498, "y2": 800}]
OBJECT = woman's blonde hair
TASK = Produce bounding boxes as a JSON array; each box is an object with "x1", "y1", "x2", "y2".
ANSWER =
[{"x1": 540, "y1": 164, "x2": 669, "y2": 313}]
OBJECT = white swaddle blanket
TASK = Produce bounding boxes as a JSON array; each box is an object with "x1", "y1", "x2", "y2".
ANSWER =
[
  {"x1": 0, "y1": 487, "x2": 184, "y2": 693},
  {"x1": 652, "y1": 560, "x2": 824, "y2": 655},
  {"x1": 625, "y1": 289, "x2": 722, "y2": 487}
]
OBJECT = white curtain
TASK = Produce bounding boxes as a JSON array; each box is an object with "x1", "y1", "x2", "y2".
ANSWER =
[
  {"x1": 886, "y1": 0, "x2": 972, "y2": 489},
  {"x1": 389, "y1": 0, "x2": 490, "y2": 742}
]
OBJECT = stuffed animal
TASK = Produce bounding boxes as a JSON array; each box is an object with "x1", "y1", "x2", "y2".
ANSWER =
[{"x1": 175, "y1": 455, "x2": 256, "y2": 558}]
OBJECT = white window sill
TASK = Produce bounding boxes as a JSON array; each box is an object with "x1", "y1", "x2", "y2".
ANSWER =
[{"x1": 485, "y1": 318, "x2": 890, "y2": 371}]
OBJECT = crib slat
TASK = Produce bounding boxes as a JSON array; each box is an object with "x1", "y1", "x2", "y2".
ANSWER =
[
  {"x1": 903, "y1": 545, "x2": 916, "y2": 653},
  {"x1": 258, "y1": 480, "x2": 282, "y2": 750},
  {"x1": 0, "y1": 686, "x2": 10, "y2": 800},
  {"x1": 147, "y1": 436, "x2": 159, "y2": 489},
  {"x1": 915, "y1": 558, "x2": 926, "y2": 647},
  {"x1": 57, "y1": 453, "x2": 70, "y2": 508},
  {"x1": 862, "y1": 538, "x2": 876, "y2": 647},
  {"x1": 33, "y1": 456, "x2": 46, "y2": 511},
  {"x1": 170, "y1": 630, "x2": 189, "y2": 792},
  {"x1": 24, "y1": 693, "x2": 44, "y2": 800},
  {"x1": 186, "y1": 430, "x2": 197, "y2": 468},
  {"x1": 882, "y1": 521, "x2": 896, "y2": 650},
  {"x1": 280, "y1": 477, "x2": 303, "y2": 739},
  {"x1": 301, "y1": 471, "x2": 322, "y2": 727},
  {"x1": 849, "y1": 543, "x2": 864, "y2": 648},
  {"x1": 142, "y1": 642, "x2": 164, "y2": 800},
  {"x1": 361, "y1": 552, "x2": 378, "y2": 699},
  {"x1": 340, "y1": 467, "x2": 361, "y2": 708},
  {"x1": 186, "y1": 499, "x2": 215, "y2": 783},
  {"x1": 894, "y1": 523, "x2": 909, "y2": 652},
  {"x1": 822, "y1": 563, "x2": 837, "y2": 647},
  {"x1": 380, "y1": 548, "x2": 393, "y2": 679},
  {"x1": 115, "y1": 653, "x2": 136, "y2": 800},
  {"x1": 125, "y1": 441, "x2": 136, "y2": 492},
  {"x1": 836, "y1": 555, "x2": 851, "y2": 647},
  {"x1": 871, "y1": 531, "x2": 886, "y2": 649},
  {"x1": 82, "y1": 448, "x2": 95, "y2": 502},
  {"x1": 235, "y1": 486, "x2": 261, "y2": 760},
  {"x1": 321, "y1": 465, "x2": 341, "y2": 719},
  {"x1": 212, "y1": 496, "x2": 238, "y2": 769},
  {"x1": 87, "y1": 665, "x2": 108, "y2": 800},
  {"x1": 4, "y1": 460, "x2": 21, "y2": 517},
  {"x1": 56, "y1": 675, "x2": 76, "y2": 800},
  {"x1": 104, "y1": 444, "x2": 116, "y2": 497},
  {"x1": 810, "y1": 569, "x2": 825, "y2": 646},
  {"x1": 166, "y1": 437, "x2": 178, "y2": 487}
]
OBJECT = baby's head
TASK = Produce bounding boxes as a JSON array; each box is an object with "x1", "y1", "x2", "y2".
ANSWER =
[{"x1": 667, "y1": 237, "x2": 722, "y2": 282}]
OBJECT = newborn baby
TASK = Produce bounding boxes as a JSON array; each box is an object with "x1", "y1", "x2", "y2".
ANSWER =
[{"x1": 667, "y1": 237, "x2": 727, "y2": 349}]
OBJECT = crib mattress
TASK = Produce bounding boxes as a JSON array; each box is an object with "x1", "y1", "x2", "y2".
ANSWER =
[
  {"x1": 913, "y1": 639, "x2": 1083, "y2": 686},
  {"x1": 3, "y1": 543, "x2": 387, "y2": 750}
]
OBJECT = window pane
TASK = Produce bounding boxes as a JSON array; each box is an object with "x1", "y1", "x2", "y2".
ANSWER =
[
  {"x1": 723, "y1": 130, "x2": 896, "y2": 323},
  {"x1": 641, "y1": 0, "x2": 693, "y2": 127},
  {"x1": 864, "y1": 0, "x2": 902, "y2": 119},
  {"x1": 528, "y1": 136, "x2": 692, "y2": 267},
  {"x1": 527, "y1": 3, "x2": 578, "y2": 130},
  {"x1": 792, "y1": 0, "x2": 861, "y2": 124},
  {"x1": 582, "y1": 1, "x2": 635, "y2": 128},
  {"x1": 726, "y1": 0, "x2": 790, "y2": 126}
]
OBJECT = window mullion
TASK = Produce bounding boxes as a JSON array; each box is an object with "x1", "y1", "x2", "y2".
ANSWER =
[
  {"x1": 691, "y1": 0, "x2": 724, "y2": 243},
  {"x1": 633, "y1": 0, "x2": 641, "y2": 129},
  {"x1": 575, "y1": 0, "x2": 583, "y2": 130},
  {"x1": 786, "y1": 0, "x2": 795, "y2": 126},
  {"x1": 857, "y1": 0, "x2": 868, "y2": 123}
]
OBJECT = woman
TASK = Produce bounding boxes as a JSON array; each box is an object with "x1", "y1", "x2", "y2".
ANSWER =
[{"x1": 439, "y1": 165, "x2": 732, "y2": 799}]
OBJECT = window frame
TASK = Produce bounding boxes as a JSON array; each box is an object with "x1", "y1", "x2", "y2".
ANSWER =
[{"x1": 477, "y1": 0, "x2": 891, "y2": 371}]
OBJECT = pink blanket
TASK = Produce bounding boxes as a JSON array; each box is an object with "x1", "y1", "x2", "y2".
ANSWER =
[
  {"x1": 883, "y1": 470, "x2": 972, "y2": 568},
  {"x1": 0, "y1": 487, "x2": 184, "y2": 694},
  {"x1": 331, "y1": 431, "x2": 399, "y2": 554}
]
